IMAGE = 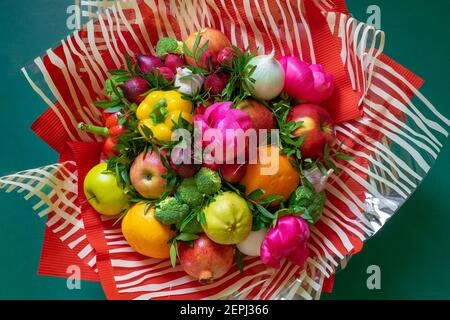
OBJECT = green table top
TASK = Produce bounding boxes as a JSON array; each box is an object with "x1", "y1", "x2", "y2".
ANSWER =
[{"x1": 0, "y1": 0, "x2": 449, "y2": 300}]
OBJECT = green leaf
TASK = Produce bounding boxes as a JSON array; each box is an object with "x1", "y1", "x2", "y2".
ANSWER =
[
  {"x1": 108, "y1": 69, "x2": 130, "y2": 76},
  {"x1": 195, "y1": 40, "x2": 209, "y2": 62},
  {"x1": 94, "y1": 99, "x2": 121, "y2": 109},
  {"x1": 176, "y1": 233, "x2": 199, "y2": 242},
  {"x1": 255, "y1": 204, "x2": 277, "y2": 220},
  {"x1": 335, "y1": 153, "x2": 354, "y2": 161},
  {"x1": 183, "y1": 42, "x2": 193, "y2": 58},
  {"x1": 170, "y1": 242, "x2": 178, "y2": 268},
  {"x1": 316, "y1": 162, "x2": 328, "y2": 175},
  {"x1": 323, "y1": 143, "x2": 330, "y2": 158},
  {"x1": 247, "y1": 189, "x2": 265, "y2": 201},
  {"x1": 324, "y1": 159, "x2": 339, "y2": 173},
  {"x1": 235, "y1": 249, "x2": 244, "y2": 274},
  {"x1": 118, "y1": 115, "x2": 127, "y2": 125},
  {"x1": 198, "y1": 210, "x2": 206, "y2": 225},
  {"x1": 144, "y1": 201, "x2": 153, "y2": 215},
  {"x1": 258, "y1": 194, "x2": 284, "y2": 205},
  {"x1": 126, "y1": 55, "x2": 133, "y2": 72},
  {"x1": 246, "y1": 200, "x2": 255, "y2": 211},
  {"x1": 111, "y1": 82, "x2": 125, "y2": 102},
  {"x1": 140, "y1": 124, "x2": 154, "y2": 140},
  {"x1": 104, "y1": 76, "x2": 126, "y2": 99},
  {"x1": 192, "y1": 31, "x2": 202, "y2": 54},
  {"x1": 251, "y1": 216, "x2": 267, "y2": 231},
  {"x1": 120, "y1": 170, "x2": 131, "y2": 186},
  {"x1": 112, "y1": 208, "x2": 128, "y2": 226},
  {"x1": 300, "y1": 209, "x2": 314, "y2": 224},
  {"x1": 104, "y1": 106, "x2": 124, "y2": 113},
  {"x1": 179, "y1": 213, "x2": 195, "y2": 232}
]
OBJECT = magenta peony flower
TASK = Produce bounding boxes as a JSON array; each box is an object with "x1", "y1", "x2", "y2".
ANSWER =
[
  {"x1": 260, "y1": 216, "x2": 310, "y2": 269},
  {"x1": 278, "y1": 56, "x2": 334, "y2": 103},
  {"x1": 194, "y1": 102, "x2": 253, "y2": 163}
]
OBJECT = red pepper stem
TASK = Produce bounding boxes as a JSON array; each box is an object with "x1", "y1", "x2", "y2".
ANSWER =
[{"x1": 77, "y1": 122, "x2": 110, "y2": 137}]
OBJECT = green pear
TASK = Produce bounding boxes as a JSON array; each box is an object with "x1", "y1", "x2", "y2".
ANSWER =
[
  {"x1": 83, "y1": 162, "x2": 129, "y2": 216},
  {"x1": 202, "y1": 192, "x2": 252, "y2": 245}
]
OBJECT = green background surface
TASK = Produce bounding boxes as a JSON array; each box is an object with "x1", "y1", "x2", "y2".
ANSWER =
[{"x1": 0, "y1": 0, "x2": 449, "y2": 300}]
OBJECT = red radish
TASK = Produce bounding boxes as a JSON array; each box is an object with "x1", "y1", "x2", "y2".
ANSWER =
[
  {"x1": 157, "y1": 67, "x2": 175, "y2": 82},
  {"x1": 203, "y1": 72, "x2": 229, "y2": 96},
  {"x1": 178, "y1": 234, "x2": 234, "y2": 283},
  {"x1": 170, "y1": 147, "x2": 201, "y2": 178},
  {"x1": 119, "y1": 77, "x2": 149, "y2": 104},
  {"x1": 221, "y1": 163, "x2": 247, "y2": 184},
  {"x1": 217, "y1": 47, "x2": 235, "y2": 65},
  {"x1": 202, "y1": 160, "x2": 220, "y2": 172},
  {"x1": 136, "y1": 54, "x2": 164, "y2": 74},
  {"x1": 165, "y1": 54, "x2": 185, "y2": 72}
]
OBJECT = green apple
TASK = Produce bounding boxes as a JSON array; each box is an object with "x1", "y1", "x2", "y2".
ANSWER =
[{"x1": 83, "y1": 162, "x2": 129, "y2": 216}]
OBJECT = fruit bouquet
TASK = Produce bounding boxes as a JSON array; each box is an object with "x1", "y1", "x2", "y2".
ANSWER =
[{"x1": 1, "y1": 0, "x2": 449, "y2": 300}]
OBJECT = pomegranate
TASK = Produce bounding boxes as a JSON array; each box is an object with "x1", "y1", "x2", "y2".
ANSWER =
[
  {"x1": 184, "y1": 28, "x2": 231, "y2": 67},
  {"x1": 178, "y1": 234, "x2": 234, "y2": 283}
]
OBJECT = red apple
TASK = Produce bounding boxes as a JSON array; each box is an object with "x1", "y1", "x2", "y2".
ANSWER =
[
  {"x1": 221, "y1": 163, "x2": 247, "y2": 184},
  {"x1": 287, "y1": 104, "x2": 335, "y2": 159},
  {"x1": 130, "y1": 150, "x2": 168, "y2": 199},
  {"x1": 237, "y1": 99, "x2": 276, "y2": 131}
]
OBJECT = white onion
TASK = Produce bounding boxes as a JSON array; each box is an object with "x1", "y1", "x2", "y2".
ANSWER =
[
  {"x1": 174, "y1": 67, "x2": 204, "y2": 95},
  {"x1": 237, "y1": 229, "x2": 267, "y2": 257},
  {"x1": 247, "y1": 51, "x2": 285, "y2": 101}
]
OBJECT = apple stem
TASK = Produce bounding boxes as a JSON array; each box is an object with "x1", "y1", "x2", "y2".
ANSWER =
[{"x1": 77, "y1": 122, "x2": 110, "y2": 137}]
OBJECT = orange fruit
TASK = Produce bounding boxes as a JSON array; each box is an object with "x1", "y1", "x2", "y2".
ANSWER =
[
  {"x1": 240, "y1": 145, "x2": 300, "y2": 202},
  {"x1": 121, "y1": 202, "x2": 175, "y2": 259}
]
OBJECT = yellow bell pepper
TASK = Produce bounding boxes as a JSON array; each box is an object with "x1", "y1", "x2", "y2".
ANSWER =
[{"x1": 136, "y1": 90, "x2": 193, "y2": 142}]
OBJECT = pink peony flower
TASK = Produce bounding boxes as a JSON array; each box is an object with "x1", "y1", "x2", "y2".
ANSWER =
[
  {"x1": 260, "y1": 216, "x2": 310, "y2": 269},
  {"x1": 194, "y1": 102, "x2": 253, "y2": 163},
  {"x1": 278, "y1": 56, "x2": 334, "y2": 103}
]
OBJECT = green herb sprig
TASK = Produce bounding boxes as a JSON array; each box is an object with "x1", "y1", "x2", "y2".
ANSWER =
[{"x1": 220, "y1": 46, "x2": 258, "y2": 106}]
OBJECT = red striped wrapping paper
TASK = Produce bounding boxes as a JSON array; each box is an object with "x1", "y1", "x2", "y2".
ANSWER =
[{"x1": 1, "y1": 0, "x2": 448, "y2": 299}]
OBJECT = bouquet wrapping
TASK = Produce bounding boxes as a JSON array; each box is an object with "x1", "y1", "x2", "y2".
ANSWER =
[{"x1": 1, "y1": 0, "x2": 448, "y2": 300}]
